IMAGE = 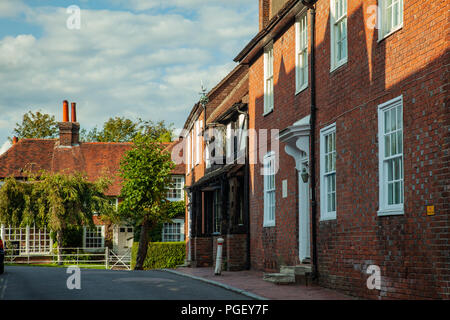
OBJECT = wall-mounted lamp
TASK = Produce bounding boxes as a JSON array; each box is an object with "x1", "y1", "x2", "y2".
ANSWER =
[{"x1": 301, "y1": 167, "x2": 309, "y2": 183}]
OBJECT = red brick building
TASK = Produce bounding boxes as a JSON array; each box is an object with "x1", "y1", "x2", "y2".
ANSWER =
[
  {"x1": 183, "y1": 64, "x2": 250, "y2": 270},
  {"x1": 232, "y1": 0, "x2": 448, "y2": 299},
  {"x1": 0, "y1": 101, "x2": 185, "y2": 255}
]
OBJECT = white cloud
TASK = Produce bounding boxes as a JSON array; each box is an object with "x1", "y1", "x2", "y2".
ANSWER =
[
  {"x1": 0, "y1": 0, "x2": 29, "y2": 18},
  {"x1": 0, "y1": 140, "x2": 11, "y2": 156},
  {"x1": 0, "y1": 1, "x2": 258, "y2": 146}
]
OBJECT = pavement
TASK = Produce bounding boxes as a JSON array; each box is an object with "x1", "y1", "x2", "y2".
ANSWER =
[{"x1": 166, "y1": 267, "x2": 355, "y2": 300}]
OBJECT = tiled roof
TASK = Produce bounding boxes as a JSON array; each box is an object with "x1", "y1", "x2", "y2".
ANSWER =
[
  {"x1": 0, "y1": 139, "x2": 57, "y2": 178},
  {"x1": 0, "y1": 139, "x2": 185, "y2": 196}
]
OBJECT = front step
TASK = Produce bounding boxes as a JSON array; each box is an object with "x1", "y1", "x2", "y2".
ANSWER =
[
  {"x1": 263, "y1": 273, "x2": 295, "y2": 285},
  {"x1": 280, "y1": 264, "x2": 312, "y2": 276}
]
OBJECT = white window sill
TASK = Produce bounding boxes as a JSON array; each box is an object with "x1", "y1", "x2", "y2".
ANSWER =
[
  {"x1": 295, "y1": 84, "x2": 308, "y2": 96},
  {"x1": 377, "y1": 207, "x2": 404, "y2": 216},
  {"x1": 167, "y1": 198, "x2": 183, "y2": 202},
  {"x1": 263, "y1": 109, "x2": 273, "y2": 117},
  {"x1": 378, "y1": 25, "x2": 403, "y2": 43},
  {"x1": 263, "y1": 221, "x2": 275, "y2": 228},
  {"x1": 330, "y1": 58, "x2": 348, "y2": 73},
  {"x1": 320, "y1": 213, "x2": 336, "y2": 222}
]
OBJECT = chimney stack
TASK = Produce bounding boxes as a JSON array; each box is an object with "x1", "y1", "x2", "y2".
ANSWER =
[
  {"x1": 71, "y1": 102, "x2": 77, "y2": 122},
  {"x1": 58, "y1": 100, "x2": 80, "y2": 147},
  {"x1": 12, "y1": 136, "x2": 18, "y2": 145},
  {"x1": 259, "y1": 0, "x2": 271, "y2": 31},
  {"x1": 63, "y1": 100, "x2": 69, "y2": 122}
]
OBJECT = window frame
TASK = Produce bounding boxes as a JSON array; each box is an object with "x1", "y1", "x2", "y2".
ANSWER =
[
  {"x1": 295, "y1": 10, "x2": 308, "y2": 94},
  {"x1": 263, "y1": 151, "x2": 276, "y2": 227},
  {"x1": 330, "y1": 0, "x2": 348, "y2": 72},
  {"x1": 378, "y1": 0, "x2": 404, "y2": 41},
  {"x1": 263, "y1": 41, "x2": 274, "y2": 116},
  {"x1": 162, "y1": 219, "x2": 185, "y2": 242},
  {"x1": 378, "y1": 95, "x2": 404, "y2": 216},
  {"x1": 320, "y1": 123, "x2": 337, "y2": 221},
  {"x1": 83, "y1": 225, "x2": 105, "y2": 250},
  {"x1": 167, "y1": 175, "x2": 185, "y2": 201}
]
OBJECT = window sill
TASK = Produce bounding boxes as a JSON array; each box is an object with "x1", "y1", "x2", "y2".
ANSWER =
[
  {"x1": 295, "y1": 84, "x2": 308, "y2": 96},
  {"x1": 330, "y1": 58, "x2": 348, "y2": 73},
  {"x1": 263, "y1": 109, "x2": 273, "y2": 117},
  {"x1": 320, "y1": 214, "x2": 336, "y2": 222},
  {"x1": 377, "y1": 207, "x2": 404, "y2": 216},
  {"x1": 378, "y1": 25, "x2": 403, "y2": 43},
  {"x1": 263, "y1": 222, "x2": 275, "y2": 228}
]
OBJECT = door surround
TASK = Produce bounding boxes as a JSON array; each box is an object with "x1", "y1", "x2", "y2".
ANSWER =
[{"x1": 279, "y1": 115, "x2": 311, "y2": 262}]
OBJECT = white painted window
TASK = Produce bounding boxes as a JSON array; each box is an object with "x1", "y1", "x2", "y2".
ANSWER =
[
  {"x1": 320, "y1": 123, "x2": 337, "y2": 220},
  {"x1": 186, "y1": 133, "x2": 191, "y2": 172},
  {"x1": 330, "y1": 0, "x2": 348, "y2": 71},
  {"x1": 190, "y1": 130, "x2": 194, "y2": 169},
  {"x1": 162, "y1": 219, "x2": 185, "y2": 242},
  {"x1": 379, "y1": 0, "x2": 403, "y2": 40},
  {"x1": 378, "y1": 96, "x2": 404, "y2": 216},
  {"x1": 263, "y1": 151, "x2": 276, "y2": 227},
  {"x1": 83, "y1": 226, "x2": 105, "y2": 249},
  {"x1": 296, "y1": 11, "x2": 308, "y2": 93},
  {"x1": 195, "y1": 120, "x2": 201, "y2": 165},
  {"x1": 264, "y1": 41, "x2": 274, "y2": 115},
  {"x1": 167, "y1": 175, "x2": 185, "y2": 201}
]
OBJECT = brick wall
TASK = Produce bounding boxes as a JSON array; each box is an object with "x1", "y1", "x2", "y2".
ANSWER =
[
  {"x1": 212, "y1": 234, "x2": 248, "y2": 271},
  {"x1": 247, "y1": 0, "x2": 449, "y2": 299},
  {"x1": 192, "y1": 237, "x2": 213, "y2": 267}
]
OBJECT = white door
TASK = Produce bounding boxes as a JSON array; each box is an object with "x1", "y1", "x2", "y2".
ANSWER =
[
  {"x1": 117, "y1": 226, "x2": 133, "y2": 255},
  {"x1": 298, "y1": 160, "x2": 311, "y2": 262}
]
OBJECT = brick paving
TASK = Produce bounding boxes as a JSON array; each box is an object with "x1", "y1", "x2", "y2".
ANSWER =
[{"x1": 173, "y1": 267, "x2": 355, "y2": 300}]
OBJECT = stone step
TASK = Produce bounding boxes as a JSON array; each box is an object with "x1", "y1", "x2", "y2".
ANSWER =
[
  {"x1": 280, "y1": 264, "x2": 312, "y2": 276},
  {"x1": 263, "y1": 273, "x2": 295, "y2": 285}
]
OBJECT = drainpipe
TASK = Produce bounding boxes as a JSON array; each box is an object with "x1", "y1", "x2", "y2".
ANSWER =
[{"x1": 302, "y1": 0, "x2": 318, "y2": 280}]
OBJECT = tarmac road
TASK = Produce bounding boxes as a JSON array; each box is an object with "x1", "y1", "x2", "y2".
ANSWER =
[{"x1": 0, "y1": 265, "x2": 252, "y2": 300}]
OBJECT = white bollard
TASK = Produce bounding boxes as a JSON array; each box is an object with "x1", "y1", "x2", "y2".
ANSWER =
[{"x1": 214, "y1": 237, "x2": 224, "y2": 275}]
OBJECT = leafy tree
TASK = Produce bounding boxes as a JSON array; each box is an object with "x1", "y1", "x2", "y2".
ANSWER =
[
  {"x1": 0, "y1": 171, "x2": 113, "y2": 263},
  {"x1": 141, "y1": 200, "x2": 186, "y2": 242},
  {"x1": 118, "y1": 133, "x2": 175, "y2": 270},
  {"x1": 82, "y1": 117, "x2": 139, "y2": 142},
  {"x1": 138, "y1": 119, "x2": 173, "y2": 143},
  {"x1": 10, "y1": 111, "x2": 58, "y2": 141},
  {"x1": 81, "y1": 117, "x2": 174, "y2": 143}
]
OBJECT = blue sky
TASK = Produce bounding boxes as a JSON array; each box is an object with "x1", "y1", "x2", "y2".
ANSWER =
[{"x1": 0, "y1": 0, "x2": 258, "y2": 153}]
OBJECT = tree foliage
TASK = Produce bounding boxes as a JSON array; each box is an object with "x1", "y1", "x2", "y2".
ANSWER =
[
  {"x1": 10, "y1": 111, "x2": 58, "y2": 141},
  {"x1": 81, "y1": 117, "x2": 174, "y2": 143},
  {"x1": 117, "y1": 133, "x2": 175, "y2": 269},
  {"x1": 0, "y1": 172, "x2": 113, "y2": 249}
]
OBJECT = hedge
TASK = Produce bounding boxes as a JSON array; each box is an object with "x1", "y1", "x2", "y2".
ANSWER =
[{"x1": 131, "y1": 242, "x2": 185, "y2": 270}]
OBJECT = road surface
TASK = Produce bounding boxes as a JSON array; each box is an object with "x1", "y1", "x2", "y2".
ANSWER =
[{"x1": 0, "y1": 266, "x2": 252, "y2": 300}]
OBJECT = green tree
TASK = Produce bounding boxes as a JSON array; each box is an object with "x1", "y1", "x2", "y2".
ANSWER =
[
  {"x1": 82, "y1": 117, "x2": 139, "y2": 142},
  {"x1": 138, "y1": 119, "x2": 173, "y2": 143},
  {"x1": 10, "y1": 111, "x2": 58, "y2": 141},
  {"x1": 118, "y1": 133, "x2": 175, "y2": 270},
  {"x1": 0, "y1": 171, "x2": 113, "y2": 263},
  {"x1": 81, "y1": 117, "x2": 173, "y2": 143}
]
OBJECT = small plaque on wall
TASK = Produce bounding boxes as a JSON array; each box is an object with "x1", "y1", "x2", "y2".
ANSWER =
[{"x1": 282, "y1": 179, "x2": 287, "y2": 198}]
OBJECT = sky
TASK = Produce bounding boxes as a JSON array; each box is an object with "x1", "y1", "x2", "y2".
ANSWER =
[{"x1": 0, "y1": 0, "x2": 258, "y2": 154}]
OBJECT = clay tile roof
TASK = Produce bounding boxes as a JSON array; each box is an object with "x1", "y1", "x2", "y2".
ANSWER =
[
  {"x1": 0, "y1": 139, "x2": 57, "y2": 178},
  {"x1": 0, "y1": 138, "x2": 186, "y2": 196}
]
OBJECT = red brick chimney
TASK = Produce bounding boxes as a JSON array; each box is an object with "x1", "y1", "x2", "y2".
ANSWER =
[
  {"x1": 71, "y1": 102, "x2": 77, "y2": 122},
  {"x1": 12, "y1": 136, "x2": 18, "y2": 145},
  {"x1": 58, "y1": 100, "x2": 80, "y2": 147},
  {"x1": 259, "y1": 0, "x2": 270, "y2": 31}
]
